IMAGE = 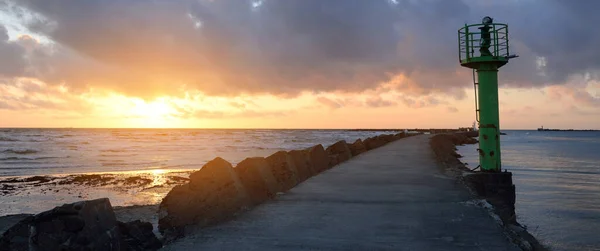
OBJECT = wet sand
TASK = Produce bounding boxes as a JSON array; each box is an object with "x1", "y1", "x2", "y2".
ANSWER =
[{"x1": 0, "y1": 170, "x2": 191, "y2": 217}]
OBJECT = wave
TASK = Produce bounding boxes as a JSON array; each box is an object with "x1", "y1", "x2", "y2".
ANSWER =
[
  {"x1": 1, "y1": 148, "x2": 39, "y2": 154},
  {"x1": 0, "y1": 156, "x2": 61, "y2": 161},
  {"x1": 99, "y1": 153, "x2": 139, "y2": 157},
  {"x1": 100, "y1": 149, "x2": 128, "y2": 153},
  {"x1": 0, "y1": 136, "x2": 19, "y2": 142}
]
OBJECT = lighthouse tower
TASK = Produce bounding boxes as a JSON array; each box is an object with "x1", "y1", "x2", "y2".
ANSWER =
[
  {"x1": 458, "y1": 16, "x2": 518, "y2": 223},
  {"x1": 458, "y1": 16, "x2": 517, "y2": 172}
]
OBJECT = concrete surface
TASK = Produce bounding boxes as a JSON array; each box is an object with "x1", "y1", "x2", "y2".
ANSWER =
[{"x1": 162, "y1": 135, "x2": 519, "y2": 251}]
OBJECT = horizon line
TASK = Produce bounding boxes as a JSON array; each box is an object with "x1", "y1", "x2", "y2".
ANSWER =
[{"x1": 2, "y1": 127, "x2": 597, "y2": 130}]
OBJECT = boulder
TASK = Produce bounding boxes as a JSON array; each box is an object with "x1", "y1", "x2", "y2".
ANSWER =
[
  {"x1": 364, "y1": 136, "x2": 386, "y2": 150},
  {"x1": 235, "y1": 157, "x2": 278, "y2": 205},
  {"x1": 377, "y1": 134, "x2": 394, "y2": 143},
  {"x1": 118, "y1": 220, "x2": 162, "y2": 251},
  {"x1": 288, "y1": 150, "x2": 314, "y2": 182},
  {"x1": 348, "y1": 139, "x2": 367, "y2": 156},
  {"x1": 326, "y1": 140, "x2": 353, "y2": 167},
  {"x1": 265, "y1": 151, "x2": 298, "y2": 192},
  {"x1": 159, "y1": 157, "x2": 249, "y2": 236},
  {"x1": 393, "y1": 132, "x2": 408, "y2": 141},
  {"x1": 306, "y1": 144, "x2": 329, "y2": 174},
  {"x1": 0, "y1": 198, "x2": 124, "y2": 251}
]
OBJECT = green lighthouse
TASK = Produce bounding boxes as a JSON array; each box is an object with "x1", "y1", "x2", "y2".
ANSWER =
[{"x1": 458, "y1": 16, "x2": 517, "y2": 172}]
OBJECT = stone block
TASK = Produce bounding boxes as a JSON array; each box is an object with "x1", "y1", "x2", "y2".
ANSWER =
[
  {"x1": 288, "y1": 150, "x2": 314, "y2": 182},
  {"x1": 235, "y1": 157, "x2": 278, "y2": 205},
  {"x1": 265, "y1": 151, "x2": 298, "y2": 192},
  {"x1": 306, "y1": 144, "x2": 329, "y2": 174},
  {"x1": 326, "y1": 140, "x2": 353, "y2": 167},
  {"x1": 348, "y1": 139, "x2": 367, "y2": 156},
  {"x1": 159, "y1": 157, "x2": 249, "y2": 235}
]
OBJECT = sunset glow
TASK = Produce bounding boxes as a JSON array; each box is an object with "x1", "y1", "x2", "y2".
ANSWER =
[{"x1": 0, "y1": 1, "x2": 599, "y2": 129}]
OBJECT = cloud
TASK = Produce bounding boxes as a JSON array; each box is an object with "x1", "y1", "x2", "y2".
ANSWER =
[
  {"x1": 0, "y1": 26, "x2": 26, "y2": 77},
  {"x1": 446, "y1": 106, "x2": 459, "y2": 113},
  {"x1": 316, "y1": 97, "x2": 343, "y2": 109},
  {"x1": 228, "y1": 101, "x2": 246, "y2": 109},
  {"x1": 545, "y1": 85, "x2": 600, "y2": 107},
  {"x1": 7, "y1": 0, "x2": 474, "y2": 99},
  {"x1": 399, "y1": 95, "x2": 447, "y2": 108},
  {"x1": 2, "y1": 0, "x2": 600, "y2": 101},
  {"x1": 0, "y1": 77, "x2": 93, "y2": 112},
  {"x1": 364, "y1": 96, "x2": 396, "y2": 108},
  {"x1": 189, "y1": 109, "x2": 289, "y2": 119}
]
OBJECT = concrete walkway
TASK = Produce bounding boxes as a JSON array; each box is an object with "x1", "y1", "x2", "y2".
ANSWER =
[{"x1": 162, "y1": 135, "x2": 518, "y2": 250}]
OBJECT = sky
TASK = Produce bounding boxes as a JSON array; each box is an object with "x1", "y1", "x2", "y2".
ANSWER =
[{"x1": 0, "y1": 0, "x2": 598, "y2": 129}]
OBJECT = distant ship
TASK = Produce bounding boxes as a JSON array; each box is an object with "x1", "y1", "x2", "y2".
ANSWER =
[{"x1": 537, "y1": 126, "x2": 598, "y2": 132}]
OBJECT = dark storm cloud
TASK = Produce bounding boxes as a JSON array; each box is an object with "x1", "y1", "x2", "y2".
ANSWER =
[
  {"x1": 0, "y1": 26, "x2": 26, "y2": 77},
  {"x1": 6, "y1": 0, "x2": 600, "y2": 98}
]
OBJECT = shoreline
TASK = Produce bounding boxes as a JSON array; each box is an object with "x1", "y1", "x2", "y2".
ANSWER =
[{"x1": 0, "y1": 170, "x2": 192, "y2": 216}]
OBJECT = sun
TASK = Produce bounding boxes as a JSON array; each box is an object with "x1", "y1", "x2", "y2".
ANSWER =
[{"x1": 129, "y1": 98, "x2": 177, "y2": 128}]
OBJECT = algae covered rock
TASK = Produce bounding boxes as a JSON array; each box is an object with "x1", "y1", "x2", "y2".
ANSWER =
[
  {"x1": 118, "y1": 220, "x2": 162, "y2": 250},
  {"x1": 0, "y1": 198, "x2": 123, "y2": 251}
]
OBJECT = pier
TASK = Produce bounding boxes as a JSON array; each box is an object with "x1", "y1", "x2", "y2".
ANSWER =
[{"x1": 162, "y1": 135, "x2": 518, "y2": 250}]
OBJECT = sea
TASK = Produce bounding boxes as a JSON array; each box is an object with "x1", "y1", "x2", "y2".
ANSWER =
[
  {"x1": 0, "y1": 128, "x2": 390, "y2": 177},
  {"x1": 0, "y1": 129, "x2": 598, "y2": 250},
  {"x1": 0, "y1": 128, "x2": 394, "y2": 216},
  {"x1": 458, "y1": 130, "x2": 600, "y2": 251}
]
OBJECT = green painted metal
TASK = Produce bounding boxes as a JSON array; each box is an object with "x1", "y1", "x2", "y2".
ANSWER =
[
  {"x1": 477, "y1": 64, "x2": 501, "y2": 171},
  {"x1": 458, "y1": 17, "x2": 515, "y2": 172}
]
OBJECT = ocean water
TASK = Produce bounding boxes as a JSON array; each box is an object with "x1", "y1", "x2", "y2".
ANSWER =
[
  {"x1": 0, "y1": 128, "x2": 392, "y2": 177},
  {"x1": 457, "y1": 130, "x2": 600, "y2": 251},
  {"x1": 0, "y1": 129, "x2": 396, "y2": 215}
]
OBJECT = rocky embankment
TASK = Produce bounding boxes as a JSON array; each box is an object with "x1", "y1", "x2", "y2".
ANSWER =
[
  {"x1": 0, "y1": 198, "x2": 161, "y2": 251},
  {"x1": 430, "y1": 132, "x2": 547, "y2": 251},
  {"x1": 157, "y1": 132, "x2": 412, "y2": 239},
  {"x1": 0, "y1": 132, "x2": 414, "y2": 250}
]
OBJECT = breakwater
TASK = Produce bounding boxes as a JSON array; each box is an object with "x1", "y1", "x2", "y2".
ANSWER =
[
  {"x1": 430, "y1": 133, "x2": 547, "y2": 251},
  {"x1": 1, "y1": 132, "x2": 415, "y2": 250},
  {"x1": 157, "y1": 132, "x2": 413, "y2": 239}
]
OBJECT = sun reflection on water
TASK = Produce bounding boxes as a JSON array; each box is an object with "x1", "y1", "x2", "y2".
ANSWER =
[{"x1": 149, "y1": 169, "x2": 167, "y2": 187}]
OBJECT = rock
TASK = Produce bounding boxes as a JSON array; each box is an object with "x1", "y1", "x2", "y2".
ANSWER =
[
  {"x1": 159, "y1": 157, "x2": 249, "y2": 236},
  {"x1": 265, "y1": 151, "x2": 298, "y2": 192},
  {"x1": 348, "y1": 139, "x2": 367, "y2": 156},
  {"x1": 393, "y1": 132, "x2": 408, "y2": 141},
  {"x1": 377, "y1": 134, "x2": 394, "y2": 143},
  {"x1": 0, "y1": 214, "x2": 31, "y2": 235},
  {"x1": 287, "y1": 150, "x2": 314, "y2": 183},
  {"x1": 306, "y1": 144, "x2": 329, "y2": 174},
  {"x1": 326, "y1": 140, "x2": 353, "y2": 167},
  {"x1": 363, "y1": 136, "x2": 386, "y2": 150},
  {"x1": 235, "y1": 157, "x2": 278, "y2": 205},
  {"x1": 0, "y1": 198, "x2": 124, "y2": 251},
  {"x1": 118, "y1": 220, "x2": 162, "y2": 251}
]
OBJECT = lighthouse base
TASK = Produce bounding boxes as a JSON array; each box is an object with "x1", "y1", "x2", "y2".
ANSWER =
[{"x1": 464, "y1": 172, "x2": 516, "y2": 224}]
